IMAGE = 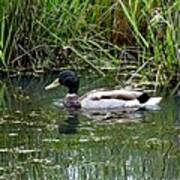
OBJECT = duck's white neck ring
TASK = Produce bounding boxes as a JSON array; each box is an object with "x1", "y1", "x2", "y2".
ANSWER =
[{"x1": 66, "y1": 93, "x2": 78, "y2": 97}]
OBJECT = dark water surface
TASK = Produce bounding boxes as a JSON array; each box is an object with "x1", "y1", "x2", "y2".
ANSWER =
[{"x1": 0, "y1": 76, "x2": 179, "y2": 180}]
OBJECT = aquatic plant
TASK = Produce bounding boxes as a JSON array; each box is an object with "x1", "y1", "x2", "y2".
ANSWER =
[{"x1": 0, "y1": 0, "x2": 179, "y2": 93}]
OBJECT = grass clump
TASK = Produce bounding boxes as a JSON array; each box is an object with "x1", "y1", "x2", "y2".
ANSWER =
[{"x1": 0, "y1": 0, "x2": 179, "y2": 93}]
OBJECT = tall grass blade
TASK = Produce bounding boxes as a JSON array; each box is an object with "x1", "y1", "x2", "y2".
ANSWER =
[{"x1": 118, "y1": 0, "x2": 149, "y2": 48}]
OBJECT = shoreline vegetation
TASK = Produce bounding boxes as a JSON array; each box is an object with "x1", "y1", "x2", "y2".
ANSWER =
[{"x1": 0, "y1": 0, "x2": 179, "y2": 94}]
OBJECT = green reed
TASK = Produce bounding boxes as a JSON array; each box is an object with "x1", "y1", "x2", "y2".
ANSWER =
[
  {"x1": 0, "y1": 0, "x2": 179, "y2": 92},
  {"x1": 118, "y1": 1, "x2": 179, "y2": 88}
]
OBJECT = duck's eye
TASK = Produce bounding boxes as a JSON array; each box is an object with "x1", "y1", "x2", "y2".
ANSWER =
[{"x1": 59, "y1": 79, "x2": 63, "y2": 85}]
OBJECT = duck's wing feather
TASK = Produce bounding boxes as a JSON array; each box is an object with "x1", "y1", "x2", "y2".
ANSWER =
[
  {"x1": 79, "y1": 88, "x2": 109, "y2": 101},
  {"x1": 82, "y1": 89, "x2": 143, "y2": 101}
]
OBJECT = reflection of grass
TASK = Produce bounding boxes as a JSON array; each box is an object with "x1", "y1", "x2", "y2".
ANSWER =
[
  {"x1": 0, "y1": 80, "x2": 31, "y2": 110},
  {"x1": 0, "y1": 96, "x2": 179, "y2": 179},
  {"x1": 0, "y1": 83, "x2": 8, "y2": 108}
]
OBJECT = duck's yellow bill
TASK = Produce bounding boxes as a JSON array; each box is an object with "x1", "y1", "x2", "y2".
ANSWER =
[{"x1": 45, "y1": 78, "x2": 60, "y2": 90}]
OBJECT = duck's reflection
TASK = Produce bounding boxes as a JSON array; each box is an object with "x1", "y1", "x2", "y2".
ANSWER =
[
  {"x1": 58, "y1": 108, "x2": 148, "y2": 135},
  {"x1": 82, "y1": 108, "x2": 147, "y2": 122},
  {"x1": 57, "y1": 102, "x2": 163, "y2": 135},
  {"x1": 58, "y1": 110, "x2": 79, "y2": 134}
]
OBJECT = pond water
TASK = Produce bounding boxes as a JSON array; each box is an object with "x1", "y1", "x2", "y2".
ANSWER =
[{"x1": 0, "y1": 75, "x2": 179, "y2": 180}]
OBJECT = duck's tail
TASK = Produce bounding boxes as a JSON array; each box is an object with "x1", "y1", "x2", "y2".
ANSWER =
[
  {"x1": 137, "y1": 93, "x2": 162, "y2": 106},
  {"x1": 142, "y1": 97, "x2": 162, "y2": 106},
  {"x1": 137, "y1": 93, "x2": 150, "y2": 103}
]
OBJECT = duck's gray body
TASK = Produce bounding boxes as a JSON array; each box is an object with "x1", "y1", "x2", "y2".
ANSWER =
[{"x1": 80, "y1": 89, "x2": 162, "y2": 110}]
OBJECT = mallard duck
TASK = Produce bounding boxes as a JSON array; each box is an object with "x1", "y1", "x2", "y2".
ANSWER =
[{"x1": 45, "y1": 70, "x2": 162, "y2": 110}]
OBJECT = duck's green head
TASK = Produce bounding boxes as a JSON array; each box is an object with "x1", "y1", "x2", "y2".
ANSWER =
[{"x1": 45, "y1": 70, "x2": 79, "y2": 94}]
